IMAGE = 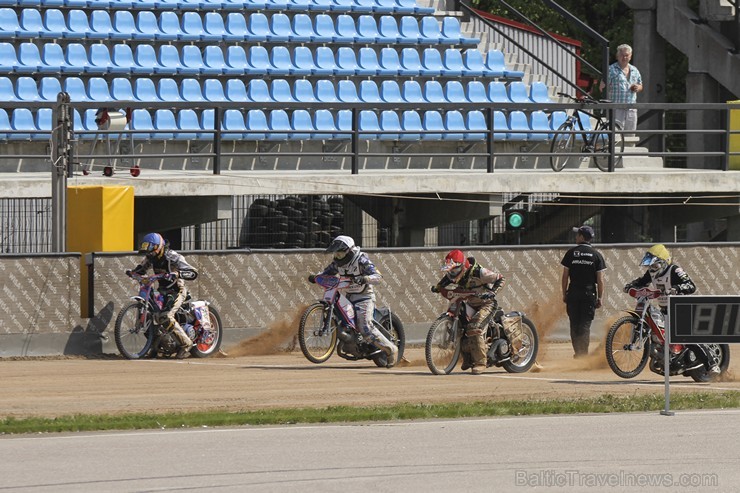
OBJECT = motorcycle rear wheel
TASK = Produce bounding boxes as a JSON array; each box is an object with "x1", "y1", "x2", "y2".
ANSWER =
[
  {"x1": 501, "y1": 316, "x2": 539, "y2": 373},
  {"x1": 425, "y1": 315, "x2": 462, "y2": 375},
  {"x1": 605, "y1": 316, "x2": 650, "y2": 378},
  {"x1": 114, "y1": 301, "x2": 155, "y2": 360},
  {"x1": 191, "y1": 305, "x2": 223, "y2": 358},
  {"x1": 298, "y1": 302, "x2": 338, "y2": 363},
  {"x1": 687, "y1": 344, "x2": 731, "y2": 382},
  {"x1": 372, "y1": 312, "x2": 406, "y2": 368}
]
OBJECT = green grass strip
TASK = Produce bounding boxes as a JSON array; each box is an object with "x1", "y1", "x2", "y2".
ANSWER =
[{"x1": 2, "y1": 391, "x2": 738, "y2": 435}]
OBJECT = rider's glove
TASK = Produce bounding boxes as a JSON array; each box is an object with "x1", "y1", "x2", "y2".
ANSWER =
[
  {"x1": 307, "y1": 274, "x2": 316, "y2": 284},
  {"x1": 623, "y1": 283, "x2": 633, "y2": 293},
  {"x1": 431, "y1": 285, "x2": 440, "y2": 293},
  {"x1": 354, "y1": 276, "x2": 368, "y2": 285},
  {"x1": 125, "y1": 269, "x2": 132, "y2": 277},
  {"x1": 165, "y1": 272, "x2": 178, "y2": 282}
]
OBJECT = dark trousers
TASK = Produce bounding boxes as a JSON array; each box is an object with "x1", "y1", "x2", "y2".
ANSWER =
[{"x1": 566, "y1": 292, "x2": 596, "y2": 357}]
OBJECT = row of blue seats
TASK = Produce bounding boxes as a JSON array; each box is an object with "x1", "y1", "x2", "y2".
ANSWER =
[
  {"x1": 0, "y1": 0, "x2": 434, "y2": 14},
  {"x1": 1, "y1": 107, "x2": 571, "y2": 141},
  {"x1": 0, "y1": 42, "x2": 523, "y2": 78},
  {"x1": 2, "y1": 75, "x2": 550, "y2": 104},
  {"x1": 1, "y1": 9, "x2": 476, "y2": 45}
]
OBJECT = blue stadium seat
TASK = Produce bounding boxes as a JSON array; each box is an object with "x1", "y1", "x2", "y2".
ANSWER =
[
  {"x1": 39, "y1": 76, "x2": 62, "y2": 101},
  {"x1": 400, "y1": 0, "x2": 435, "y2": 15},
  {"x1": 373, "y1": 0, "x2": 399, "y2": 14},
  {"x1": 549, "y1": 110, "x2": 567, "y2": 137},
  {"x1": 34, "y1": 108, "x2": 52, "y2": 140},
  {"x1": 176, "y1": 109, "x2": 199, "y2": 139},
  {"x1": 181, "y1": 45, "x2": 206, "y2": 75},
  {"x1": 293, "y1": 13, "x2": 318, "y2": 41},
  {"x1": 19, "y1": 9, "x2": 44, "y2": 38},
  {"x1": 529, "y1": 110, "x2": 550, "y2": 141},
  {"x1": 313, "y1": 14, "x2": 339, "y2": 42},
  {"x1": 89, "y1": 44, "x2": 113, "y2": 73},
  {"x1": 466, "y1": 80, "x2": 487, "y2": 103},
  {"x1": 287, "y1": 0, "x2": 312, "y2": 11},
  {"x1": 508, "y1": 81, "x2": 530, "y2": 103},
  {"x1": 247, "y1": 79, "x2": 270, "y2": 101},
  {"x1": 204, "y1": 79, "x2": 226, "y2": 102},
  {"x1": 39, "y1": 43, "x2": 70, "y2": 73},
  {"x1": 225, "y1": 78, "x2": 248, "y2": 102},
  {"x1": 133, "y1": 11, "x2": 160, "y2": 40},
  {"x1": 134, "y1": 78, "x2": 159, "y2": 102},
  {"x1": 507, "y1": 110, "x2": 529, "y2": 140},
  {"x1": 380, "y1": 80, "x2": 403, "y2": 103},
  {"x1": 423, "y1": 80, "x2": 444, "y2": 103},
  {"x1": 224, "y1": 109, "x2": 249, "y2": 140},
  {"x1": 314, "y1": 46, "x2": 338, "y2": 75},
  {"x1": 294, "y1": 79, "x2": 316, "y2": 102},
  {"x1": 153, "y1": 109, "x2": 176, "y2": 140},
  {"x1": 88, "y1": 77, "x2": 112, "y2": 102},
  {"x1": 419, "y1": 16, "x2": 445, "y2": 44},
  {"x1": 111, "y1": 11, "x2": 137, "y2": 40},
  {"x1": 270, "y1": 45, "x2": 295, "y2": 75},
  {"x1": 90, "y1": 10, "x2": 114, "y2": 39},
  {"x1": 290, "y1": 109, "x2": 314, "y2": 139},
  {"x1": 399, "y1": 48, "x2": 421, "y2": 76},
  {"x1": 18, "y1": 42, "x2": 44, "y2": 73},
  {"x1": 422, "y1": 110, "x2": 444, "y2": 140},
  {"x1": 203, "y1": 46, "x2": 228, "y2": 75},
  {"x1": 133, "y1": 44, "x2": 160, "y2": 74},
  {"x1": 157, "y1": 78, "x2": 182, "y2": 102},
  {"x1": 247, "y1": 45, "x2": 273, "y2": 74},
  {"x1": 270, "y1": 78, "x2": 294, "y2": 102},
  {"x1": 337, "y1": 79, "x2": 359, "y2": 102},
  {"x1": 0, "y1": 8, "x2": 20, "y2": 38},
  {"x1": 488, "y1": 81, "x2": 511, "y2": 103},
  {"x1": 359, "y1": 80, "x2": 381, "y2": 103},
  {"x1": 358, "y1": 110, "x2": 379, "y2": 140},
  {"x1": 462, "y1": 49, "x2": 486, "y2": 77},
  {"x1": 181, "y1": 78, "x2": 205, "y2": 102},
  {"x1": 225, "y1": 45, "x2": 249, "y2": 74},
  {"x1": 0, "y1": 42, "x2": 19, "y2": 72},
  {"x1": 484, "y1": 50, "x2": 506, "y2": 78},
  {"x1": 111, "y1": 78, "x2": 134, "y2": 100},
  {"x1": 292, "y1": 46, "x2": 317, "y2": 75},
  {"x1": 247, "y1": 12, "x2": 269, "y2": 42},
  {"x1": 130, "y1": 109, "x2": 154, "y2": 140},
  {"x1": 329, "y1": 0, "x2": 357, "y2": 13},
  {"x1": 357, "y1": 47, "x2": 381, "y2": 76},
  {"x1": 316, "y1": 79, "x2": 339, "y2": 102},
  {"x1": 225, "y1": 12, "x2": 248, "y2": 41},
  {"x1": 377, "y1": 15, "x2": 401, "y2": 43},
  {"x1": 110, "y1": 44, "x2": 135, "y2": 74},
  {"x1": 529, "y1": 81, "x2": 551, "y2": 103},
  {"x1": 159, "y1": 11, "x2": 185, "y2": 41},
  {"x1": 42, "y1": 9, "x2": 67, "y2": 38},
  {"x1": 398, "y1": 16, "x2": 421, "y2": 44},
  {"x1": 491, "y1": 110, "x2": 508, "y2": 141},
  {"x1": 336, "y1": 109, "x2": 352, "y2": 139},
  {"x1": 157, "y1": 45, "x2": 182, "y2": 75},
  {"x1": 442, "y1": 48, "x2": 465, "y2": 76},
  {"x1": 10, "y1": 108, "x2": 37, "y2": 140},
  {"x1": 65, "y1": 43, "x2": 93, "y2": 73},
  {"x1": 356, "y1": 14, "x2": 380, "y2": 43},
  {"x1": 443, "y1": 110, "x2": 465, "y2": 141},
  {"x1": 465, "y1": 110, "x2": 487, "y2": 140},
  {"x1": 421, "y1": 48, "x2": 443, "y2": 76},
  {"x1": 15, "y1": 76, "x2": 39, "y2": 101},
  {"x1": 202, "y1": 12, "x2": 228, "y2": 41},
  {"x1": 182, "y1": 11, "x2": 206, "y2": 41},
  {"x1": 62, "y1": 77, "x2": 87, "y2": 101},
  {"x1": 66, "y1": 9, "x2": 91, "y2": 39},
  {"x1": 311, "y1": 0, "x2": 334, "y2": 11},
  {"x1": 401, "y1": 80, "x2": 423, "y2": 103},
  {"x1": 442, "y1": 17, "x2": 478, "y2": 45},
  {"x1": 379, "y1": 110, "x2": 401, "y2": 140},
  {"x1": 267, "y1": 109, "x2": 290, "y2": 140},
  {"x1": 270, "y1": 13, "x2": 294, "y2": 42},
  {"x1": 335, "y1": 46, "x2": 359, "y2": 76},
  {"x1": 313, "y1": 109, "x2": 338, "y2": 140},
  {"x1": 378, "y1": 47, "x2": 401, "y2": 76},
  {"x1": 0, "y1": 108, "x2": 9, "y2": 140},
  {"x1": 400, "y1": 110, "x2": 422, "y2": 140},
  {"x1": 335, "y1": 14, "x2": 359, "y2": 42},
  {"x1": 444, "y1": 80, "x2": 466, "y2": 103}
]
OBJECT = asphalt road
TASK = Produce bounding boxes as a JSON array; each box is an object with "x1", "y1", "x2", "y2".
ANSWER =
[{"x1": 1, "y1": 409, "x2": 737, "y2": 492}]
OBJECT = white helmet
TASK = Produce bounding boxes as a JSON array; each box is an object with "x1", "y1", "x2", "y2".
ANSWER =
[{"x1": 325, "y1": 235, "x2": 356, "y2": 263}]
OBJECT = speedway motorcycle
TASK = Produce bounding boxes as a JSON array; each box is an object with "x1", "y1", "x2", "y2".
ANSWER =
[
  {"x1": 299, "y1": 274, "x2": 405, "y2": 367},
  {"x1": 605, "y1": 287, "x2": 730, "y2": 382},
  {"x1": 425, "y1": 283, "x2": 539, "y2": 374},
  {"x1": 114, "y1": 271, "x2": 223, "y2": 359}
]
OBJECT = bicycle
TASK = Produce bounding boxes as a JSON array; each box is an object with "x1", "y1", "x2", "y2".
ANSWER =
[{"x1": 550, "y1": 92, "x2": 625, "y2": 172}]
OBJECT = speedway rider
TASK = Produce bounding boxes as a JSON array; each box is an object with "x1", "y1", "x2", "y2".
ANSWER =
[
  {"x1": 127, "y1": 233, "x2": 198, "y2": 359},
  {"x1": 431, "y1": 250, "x2": 505, "y2": 375},
  {"x1": 308, "y1": 235, "x2": 398, "y2": 367},
  {"x1": 624, "y1": 244, "x2": 720, "y2": 375}
]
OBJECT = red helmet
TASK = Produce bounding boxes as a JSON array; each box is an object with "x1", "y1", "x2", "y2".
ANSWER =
[{"x1": 441, "y1": 249, "x2": 469, "y2": 280}]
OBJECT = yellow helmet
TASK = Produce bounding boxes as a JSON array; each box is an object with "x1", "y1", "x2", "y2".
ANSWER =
[{"x1": 640, "y1": 244, "x2": 671, "y2": 273}]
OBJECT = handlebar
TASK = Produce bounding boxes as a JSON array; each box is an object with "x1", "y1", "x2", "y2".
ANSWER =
[
  {"x1": 126, "y1": 271, "x2": 172, "y2": 284},
  {"x1": 627, "y1": 287, "x2": 663, "y2": 300}
]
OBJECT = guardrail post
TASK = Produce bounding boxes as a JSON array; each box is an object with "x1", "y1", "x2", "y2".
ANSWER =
[
  {"x1": 351, "y1": 108, "x2": 359, "y2": 174},
  {"x1": 51, "y1": 92, "x2": 72, "y2": 253},
  {"x1": 213, "y1": 107, "x2": 221, "y2": 175},
  {"x1": 487, "y1": 107, "x2": 494, "y2": 173}
]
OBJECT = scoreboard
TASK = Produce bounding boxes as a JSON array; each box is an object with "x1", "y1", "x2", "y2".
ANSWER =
[{"x1": 669, "y1": 296, "x2": 740, "y2": 344}]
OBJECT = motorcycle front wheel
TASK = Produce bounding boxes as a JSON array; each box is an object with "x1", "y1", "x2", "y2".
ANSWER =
[
  {"x1": 191, "y1": 305, "x2": 223, "y2": 358},
  {"x1": 298, "y1": 302, "x2": 338, "y2": 363},
  {"x1": 502, "y1": 316, "x2": 539, "y2": 373},
  {"x1": 605, "y1": 316, "x2": 650, "y2": 378},
  {"x1": 425, "y1": 315, "x2": 462, "y2": 375},
  {"x1": 114, "y1": 301, "x2": 155, "y2": 360}
]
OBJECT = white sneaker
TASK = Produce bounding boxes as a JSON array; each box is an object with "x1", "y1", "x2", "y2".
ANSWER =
[{"x1": 385, "y1": 345, "x2": 398, "y2": 368}]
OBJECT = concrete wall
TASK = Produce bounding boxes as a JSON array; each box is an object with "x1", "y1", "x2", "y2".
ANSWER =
[{"x1": 1, "y1": 244, "x2": 738, "y2": 357}]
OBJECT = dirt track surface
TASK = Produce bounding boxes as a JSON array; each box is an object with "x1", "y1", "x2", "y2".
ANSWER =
[{"x1": 2, "y1": 342, "x2": 739, "y2": 420}]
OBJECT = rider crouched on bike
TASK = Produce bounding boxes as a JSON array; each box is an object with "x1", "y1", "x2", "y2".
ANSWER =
[
  {"x1": 127, "y1": 232, "x2": 198, "y2": 359},
  {"x1": 432, "y1": 250, "x2": 505, "y2": 375},
  {"x1": 624, "y1": 244, "x2": 720, "y2": 374},
  {"x1": 308, "y1": 235, "x2": 398, "y2": 367}
]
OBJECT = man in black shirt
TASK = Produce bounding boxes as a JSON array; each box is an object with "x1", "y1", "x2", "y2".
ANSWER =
[{"x1": 561, "y1": 225, "x2": 606, "y2": 358}]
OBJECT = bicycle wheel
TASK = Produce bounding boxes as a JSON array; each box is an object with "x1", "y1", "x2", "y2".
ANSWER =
[
  {"x1": 425, "y1": 315, "x2": 462, "y2": 375},
  {"x1": 114, "y1": 301, "x2": 155, "y2": 360},
  {"x1": 604, "y1": 316, "x2": 650, "y2": 378},
  {"x1": 550, "y1": 121, "x2": 577, "y2": 171},
  {"x1": 592, "y1": 120, "x2": 624, "y2": 171},
  {"x1": 298, "y1": 302, "x2": 337, "y2": 363}
]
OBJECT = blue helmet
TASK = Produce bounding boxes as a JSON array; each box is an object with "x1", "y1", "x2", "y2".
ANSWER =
[{"x1": 139, "y1": 233, "x2": 164, "y2": 258}]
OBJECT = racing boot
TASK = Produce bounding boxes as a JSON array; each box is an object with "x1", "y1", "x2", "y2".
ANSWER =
[
  {"x1": 385, "y1": 344, "x2": 398, "y2": 368},
  {"x1": 172, "y1": 322, "x2": 193, "y2": 359},
  {"x1": 460, "y1": 351, "x2": 473, "y2": 371}
]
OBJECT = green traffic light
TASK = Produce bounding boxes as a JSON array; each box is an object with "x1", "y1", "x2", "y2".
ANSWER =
[{"x1": 508, "y1": 212, "x2": 524, "y2": 228}]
